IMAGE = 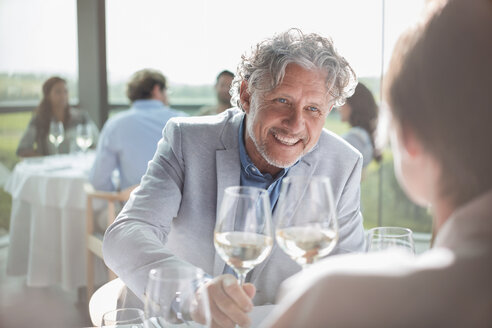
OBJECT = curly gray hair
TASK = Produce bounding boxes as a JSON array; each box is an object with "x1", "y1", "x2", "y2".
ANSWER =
[{"x1": 230, "y1": 28, "x2": 357, "y2": 109}]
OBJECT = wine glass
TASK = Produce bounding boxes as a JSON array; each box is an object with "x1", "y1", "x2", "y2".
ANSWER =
[
  {"x1": 144, "y1": 263, "x2": 211, "y2": 327},
  {"x1": 101, "y1": 308, "x2": 145, "y2": 327},
  {"x1": 76, "y1": 123, "x2": 93, "y2": 153},
  {"x1": 214, "y1": 186, "x2": 274, "y2": 285},
  {"x1": 275, "y1": 175, "x2": 339, "y2": 269},
  {"x1": 366, "y1": 226, "x2": 415, "y2": 253},
  {"x1": 49, "y1": 120, "x2": 65, "y2": 155}
]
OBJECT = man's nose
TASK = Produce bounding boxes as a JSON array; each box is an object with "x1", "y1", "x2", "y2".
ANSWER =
[{"x1": 283, "y1": 107, "x2": 305, "y2": 133}]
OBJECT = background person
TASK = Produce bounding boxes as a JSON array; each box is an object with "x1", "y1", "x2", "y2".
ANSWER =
[
  {"x1": 16, "y1": 76, "x2": 97, "y2": 157},
  {"x1": 262, "y1": 0, "x2": 492, "y2": 326},
  {"x1": 338, "y1": 82, "x2": 381, "y2": 170},
  {"x1": 89, "y1": 69, "x2": 187, "y2": 192},
  {"x1": 103, "y1": 29, "x2": 366, "y2": 328},
  {"x1": 198, "y1": 70, "x2": 234, "y2": 115}
]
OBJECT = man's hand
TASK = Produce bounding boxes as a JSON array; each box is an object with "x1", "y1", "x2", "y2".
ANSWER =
[{"x1": 192, "y1": 274, "x2": 256, "y2": 328}]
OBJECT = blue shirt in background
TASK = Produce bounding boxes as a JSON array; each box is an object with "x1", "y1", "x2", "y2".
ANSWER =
[{"x1": 89, "y1": 99, "x2": 187, "y2": 191}]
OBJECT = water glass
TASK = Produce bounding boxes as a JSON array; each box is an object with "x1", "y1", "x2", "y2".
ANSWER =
[
  {"x1": 366, "y1": 226, "x2": 415, "y2": 253},
  {"x1": 144, "y1": 263, "x2": 211, "y2": 327},
  {"x1": 101, "y1": 308, "x2": 145, "y2": 327}
]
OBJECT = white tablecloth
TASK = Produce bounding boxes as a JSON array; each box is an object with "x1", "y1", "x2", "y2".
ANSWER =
[{"x1": 4, "y1": 152, "x2": 98, "y2": 291}]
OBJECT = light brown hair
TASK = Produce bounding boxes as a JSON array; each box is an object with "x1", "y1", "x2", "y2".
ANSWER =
[
  {"x1": 385, "y1": 0, "x2": 492, "y2": 206},
  {"x1": 126, "y1": 69, "x2": 167, "y2": 102}
]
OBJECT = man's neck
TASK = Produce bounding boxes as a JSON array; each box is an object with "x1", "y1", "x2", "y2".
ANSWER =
[{"x1": 432, "y1": 196, "x2": 455, "y2": 233}]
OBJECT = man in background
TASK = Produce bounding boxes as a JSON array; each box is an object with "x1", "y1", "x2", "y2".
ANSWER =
[
  {"x1": 198, "y1": 70, "x2": 234, "y2": 115},
  {"x1": 90, "y1": 69, "x2": 187, "y2": 191}
]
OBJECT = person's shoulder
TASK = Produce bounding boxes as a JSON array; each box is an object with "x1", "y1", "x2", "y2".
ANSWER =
[
  {"x1": 318, "y1": 129, "x2": 360, "y2": 157},
  {"x1": 344, "y1": 126, "x2": 371, "y2": 143},
  {"x1": 167, "y1": 107, "x2": 242, "y2": 129},
  {"x1": 163, "y1": 106, "x2": 188, "y2": 118},
  {"x1": 163, "y1": 108, "x2": 243, "y2": 145},
  {"x1": 197, "y1": 105, "x2": 218, "y2": 116}
]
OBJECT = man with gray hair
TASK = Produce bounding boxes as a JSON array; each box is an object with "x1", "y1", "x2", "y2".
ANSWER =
[{"x1": 104, "y1": 29, "x2": 365, "y2": 328}]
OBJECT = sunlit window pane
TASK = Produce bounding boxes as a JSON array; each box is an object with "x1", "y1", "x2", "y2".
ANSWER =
[{"x1": 0, "y1": 0, "x2": 78, "y2": 105}]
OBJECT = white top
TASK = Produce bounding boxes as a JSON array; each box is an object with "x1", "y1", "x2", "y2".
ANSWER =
[
  {"x1": 342, "y1": 126, "x2": 373, "y2": 168},
  {"x1": 263, "y1": 189, "x2": 492, "y2": 327}
]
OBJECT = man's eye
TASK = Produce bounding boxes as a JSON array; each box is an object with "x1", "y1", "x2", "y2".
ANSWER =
[
  {"x1": 307, "y1": 106, "x2": 318, "y2": 112},
  {"x1": 277, "y1": 98, "x2": 288, "y2": 104}
]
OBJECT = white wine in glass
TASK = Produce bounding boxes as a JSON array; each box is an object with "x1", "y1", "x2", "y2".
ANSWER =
[
  {"x1": 214, "y1": 186, "x2": 274, "y2": 285},
  {"x1": 275, "y1": 176, "x2": 339, "y2": 268},
  {"x1": 49, "y1": 120, "x2": 65, "y2": 154},
  {"x1": 76, "y1": 123, "x2": 93, "y2": 152}
]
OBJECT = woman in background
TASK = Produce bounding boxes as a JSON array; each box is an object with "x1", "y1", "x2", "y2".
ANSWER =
[
  {"x1": 17, "y1": 76, "x2": 97, "y2": 157},
  {"x1": 338, "y1": 82, "x2": 381, "y2": 171}
]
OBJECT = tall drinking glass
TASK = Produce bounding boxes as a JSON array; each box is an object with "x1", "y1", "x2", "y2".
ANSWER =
[
  {"x1": 76, "y1": 123, "x2": 93, "y2": 153},
  {"x1": 366, "y1": 227, "x2": 415, "y2": 253},
  {"x1": 275, "y1": 176, "x2": 339, "y2": 268},
  {"x1": 49, "y1": 120, "x2": 65, "y2": 154},
  {"x1": 101, "y1": 308, "x2": 145, "y2": 327},
  {"x1": 214, "y1": 186, "x2": 274, "y2": 285},
  {"x1": 144, "y1": 264, "x2": 211, "y2": 327}
]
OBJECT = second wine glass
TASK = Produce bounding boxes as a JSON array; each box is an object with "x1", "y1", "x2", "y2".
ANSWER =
[
  {"x1": 76, "y1": 123, "x2": 93, "y2": 153},
  {"x1": 275, "y1": 175, "x2": 339, "y2": 268},
  {"x1": 214, "y1": 186, "x2": 274, "y2": 285}
]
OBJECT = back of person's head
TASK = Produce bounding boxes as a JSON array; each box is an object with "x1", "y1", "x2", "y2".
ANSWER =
[
  {"x1": 231, "y1": 28, "x2": 357, "y2": 110},
  {"x1": 126, "y1": 69, "x2": 167, "y2": 102},
  {"x1": 385, "y1": 0, "x2": 492, "y2": 207}
]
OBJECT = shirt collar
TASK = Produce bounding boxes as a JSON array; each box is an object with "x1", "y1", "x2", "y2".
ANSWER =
[{"x1": 131, "y1": 99, "x2": 166, "y2": 110}]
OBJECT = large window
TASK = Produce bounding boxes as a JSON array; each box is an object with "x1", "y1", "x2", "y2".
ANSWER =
[
  {"x1": 106, "y1": 0, "x2": 430, "y2": 235},
  {"x1": 0, "y1": 0, "x2": 79, "y2": 106},
  {"x1": 106, "y1": 0, "x2": 386, "y2": 105},
  {"x1": 0, "y1": 0, "x2": 430, "y2": 237}
]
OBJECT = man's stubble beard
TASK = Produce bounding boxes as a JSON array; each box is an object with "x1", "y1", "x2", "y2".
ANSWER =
[{"x1": 246, "y1": 97, "x2": 308, "y2": 170}]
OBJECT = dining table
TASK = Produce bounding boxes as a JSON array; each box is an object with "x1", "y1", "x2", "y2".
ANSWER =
[{"x1": 4, "y1": 151, "x2": 102, "y2": 291}]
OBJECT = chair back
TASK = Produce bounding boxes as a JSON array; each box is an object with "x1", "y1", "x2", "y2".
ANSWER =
[{"x1": 85, "y1": 184, "x2": 138, "y2": 299}]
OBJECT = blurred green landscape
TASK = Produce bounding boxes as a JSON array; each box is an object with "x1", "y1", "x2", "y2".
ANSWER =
[{"x1": 0, "y1": 73, "x2": 432, "y2": 234}]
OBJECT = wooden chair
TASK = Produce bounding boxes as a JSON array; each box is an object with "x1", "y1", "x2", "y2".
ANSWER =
[{"x1": 85, "y1": 183, "x2": 138, "y2": 300}]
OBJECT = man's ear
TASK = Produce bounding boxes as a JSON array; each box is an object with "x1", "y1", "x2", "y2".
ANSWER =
[
  {"x1": 400, "y1": 124, "x2": 422, "y2": 158},
  {"x1": 150, "y1": 84, "x2": 161, "y2": 99},
  {"x1": 239, "y1": 80, "x2": 251, "y2": 113}
]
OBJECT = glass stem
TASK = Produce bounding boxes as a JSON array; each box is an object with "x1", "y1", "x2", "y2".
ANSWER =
[{"x1": 238, "y1": 272, "x2": 246, "y2": 286}]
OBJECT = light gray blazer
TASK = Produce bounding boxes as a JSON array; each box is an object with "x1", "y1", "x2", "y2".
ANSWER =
[{"x1": 103, "y1": 108, "x2": 365, "y2": 305}]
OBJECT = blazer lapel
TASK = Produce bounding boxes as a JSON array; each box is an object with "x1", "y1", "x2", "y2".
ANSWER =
[
  {"x1": 212, "y1": 112, "x2": 242, "y2": 277},
  {"x1": 249, "y1": 157, "x2": 317, "y2": 284}
]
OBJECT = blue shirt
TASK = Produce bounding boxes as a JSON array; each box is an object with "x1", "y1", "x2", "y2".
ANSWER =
[
  {"x1": 89, "y1": 100, "x2": 187, "y2": 191},
  {"x1": 223, "y1": 117, "x2": 294, "y2": 278},
  {"x1": 238, "y1": 117, "x2": 291, "y2": 211}
]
